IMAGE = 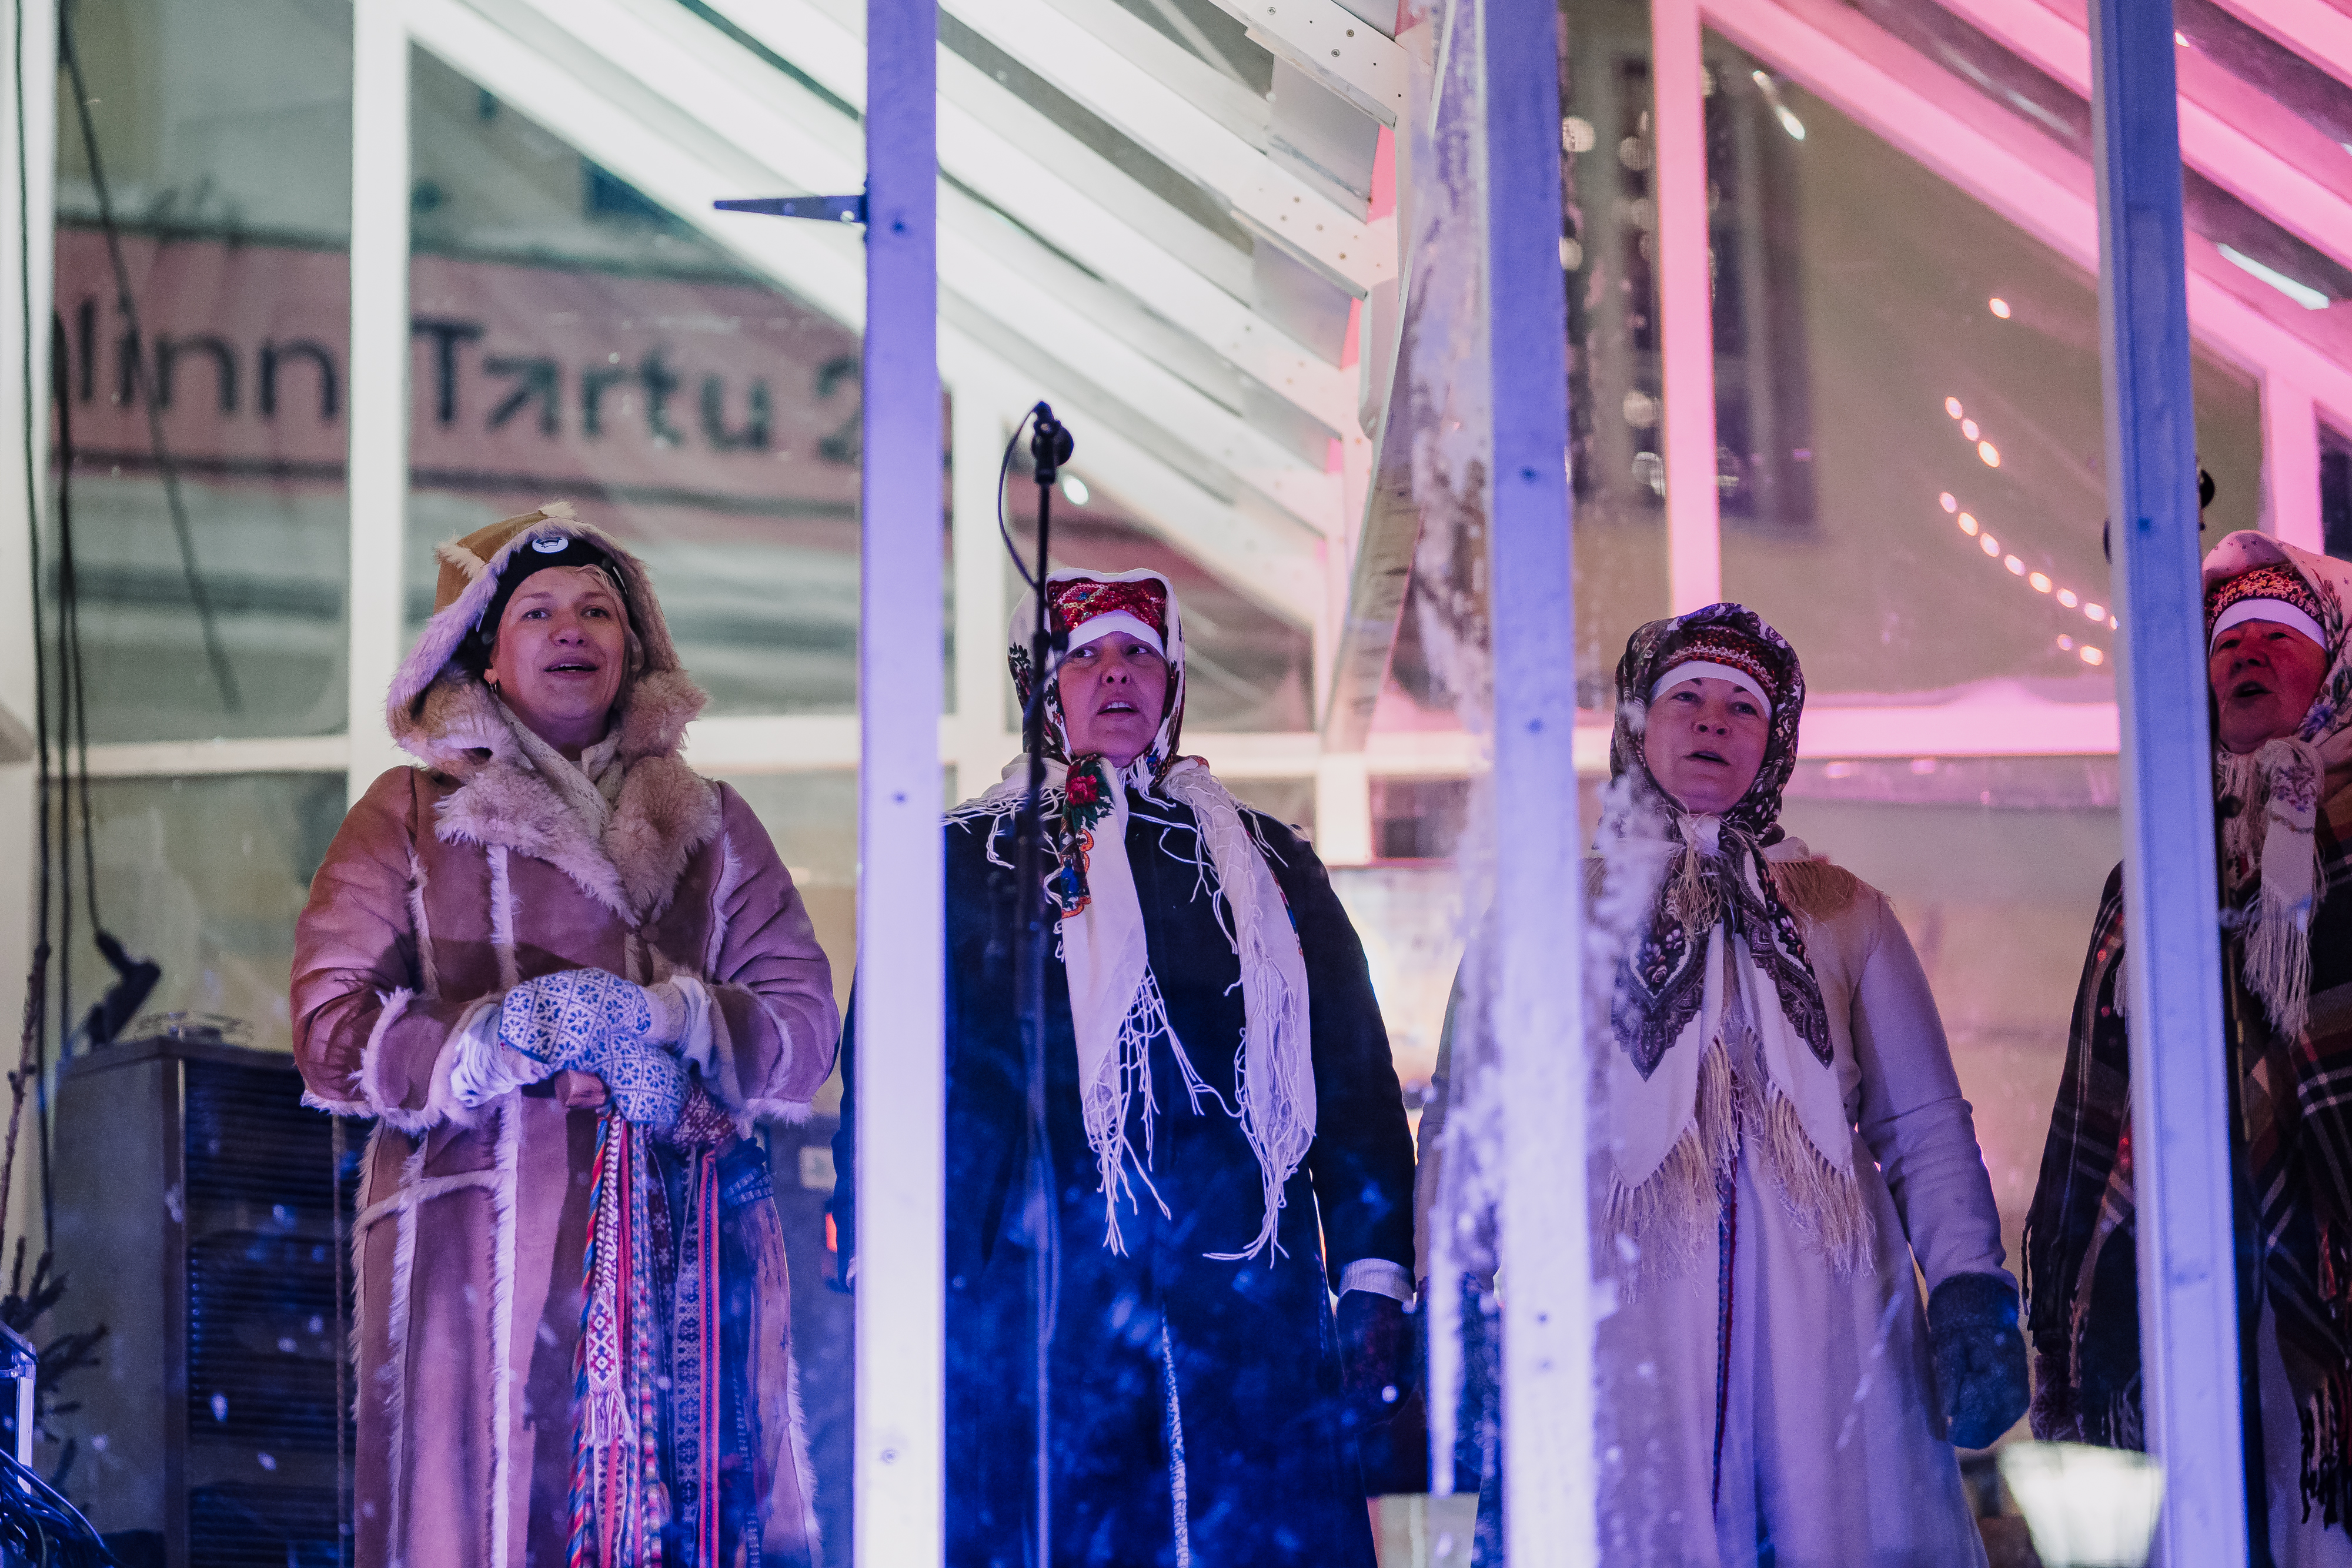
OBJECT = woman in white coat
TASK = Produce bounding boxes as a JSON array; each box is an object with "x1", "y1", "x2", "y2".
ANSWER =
[{"x1": 1434, "y1": 604, "x2": 2027, "y2": 1567}]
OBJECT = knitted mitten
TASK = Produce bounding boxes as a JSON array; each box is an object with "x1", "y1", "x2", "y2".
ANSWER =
[
  {"x1": 1929, "y1": 1271, "x2": 2030, "y2": 1449},
  {"x1": 497, "y1": 968, "x2": 685, "y2": 1128}
]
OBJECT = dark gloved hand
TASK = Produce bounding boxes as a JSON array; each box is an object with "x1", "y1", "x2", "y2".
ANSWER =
[
  {"x1": 1338, "y1": 1289, "x2": 1413, "y2": 1433},
  {"x1": 1929, "y1": 1271, "x2": 2030, "y2": 1449}
]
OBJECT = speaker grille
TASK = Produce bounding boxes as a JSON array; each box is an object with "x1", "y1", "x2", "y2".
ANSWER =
[
  {"x1": 187, "y1": 1483, "x2": 342, "y2": 1568},
  {"x1": 185, "y1": 1230, "x2": 342, "y2": 1451}
]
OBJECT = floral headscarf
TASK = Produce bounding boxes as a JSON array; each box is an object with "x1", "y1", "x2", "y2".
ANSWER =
[
  {"x1": 1606, "y1": 604, "x2": 1828, "y2": 1076},
  {"x1": 2203, "y1": 531, "x2": 2352, "y2": 1036},
  {"x1": 1596, "y1": 604, "x2": 1864, "y2": 1280}
]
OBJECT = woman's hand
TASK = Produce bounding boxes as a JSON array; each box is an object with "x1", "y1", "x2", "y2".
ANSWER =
[{"x1": 552, "y1": 1071, "x2": 610, "y2": 1110}]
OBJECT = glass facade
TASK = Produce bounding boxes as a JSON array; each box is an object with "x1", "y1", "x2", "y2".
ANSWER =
[{"x1": 7, "y1": 0, "x2": 2333, "y2": 1562}]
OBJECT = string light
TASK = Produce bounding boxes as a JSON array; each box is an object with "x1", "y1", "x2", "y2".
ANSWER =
[
  {"x1": 1989, "y1": 297, "x2": 2012, "y2": 319},
  {"x1": 1940, "y1": 398, "x2": 2108, "y2": 663}
]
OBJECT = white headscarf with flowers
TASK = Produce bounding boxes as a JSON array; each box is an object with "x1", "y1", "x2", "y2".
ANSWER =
[
  {"x1": 2204, "y1": 531, "x2": 2352, "y2": 1035},
  {"x1": 953, "y1": 569, "x2": 1314, "y2": 1262}
]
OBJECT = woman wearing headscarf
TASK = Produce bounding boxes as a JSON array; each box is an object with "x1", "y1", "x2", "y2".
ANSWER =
[
  {"x1": 830, "y1": 569, "x2": 1417, "y2": 1567},
  {"x1": 2027, "y1": 533, "x2": 2352, "y2": 1564},
  {"x1": 291, "y1": 502, "x2": 838, "y2": 1568},
  {"x1": 1434, "y1": 604, "x2": 2024, "y2": 1566}
]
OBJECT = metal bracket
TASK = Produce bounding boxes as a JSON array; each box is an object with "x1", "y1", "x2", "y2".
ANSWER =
[{"x1": 714, "y1": 192, "x2": 867, "y2": 224}]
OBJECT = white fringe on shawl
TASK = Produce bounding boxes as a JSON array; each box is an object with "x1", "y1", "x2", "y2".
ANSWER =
[
  {"x1": 2220, "y1": 740, "x2": 2327, "y2": 1038},
  {"x1": 1593, "y1": 807, "x2": 1872, "y2": 1295},
  {"x1": 958, "y1": 753, "x2": 1313, "y2": 1261}
]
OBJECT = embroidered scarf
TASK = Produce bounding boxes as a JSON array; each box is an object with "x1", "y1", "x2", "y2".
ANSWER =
[
  {"x1": 1593, "y1": 605, "x2": 1866, "y2": 1283},
  {"x1": 957, "y1": 569, "x2": 1314, "y2": 1262}
]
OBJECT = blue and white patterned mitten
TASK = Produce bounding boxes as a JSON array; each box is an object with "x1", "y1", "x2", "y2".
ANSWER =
[{"x1": 496, "y1": 968, "x2": 685, "y2": 1127}]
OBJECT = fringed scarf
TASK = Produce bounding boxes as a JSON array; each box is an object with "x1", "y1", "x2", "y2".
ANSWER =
[
  {"x1": 1595, "y1": 606, "x2": 1870, "y2": 1290},
  {"x1": 956, "y1": 569, "x2": 1314, "y2": 1262},
  {"x1": 567, "y1": 1088, "x2": 809, "y2": 1566},
  {"x1": 2025, "y1": 530, "x2": 2352, "y2": 1530}
]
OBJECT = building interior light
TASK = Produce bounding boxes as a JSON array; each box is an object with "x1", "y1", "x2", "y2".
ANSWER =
[
  {"x1": 2217, "y1": 243, "x2": 2330, "y2": 310},
  {"x1": 1061, "y1": 473, "x2": 1090, "y2": 506},
  {"x1": 1751, "y1": 71, "x2": 1806, "y2": 141},
  {"x1": 2058, "y1": 589, "x2": 2079, "y2": 608}
]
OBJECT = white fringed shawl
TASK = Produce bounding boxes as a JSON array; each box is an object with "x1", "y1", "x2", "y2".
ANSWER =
[{"x1": 958, "y1": 754, "x2": 1313, "y2": 1261}]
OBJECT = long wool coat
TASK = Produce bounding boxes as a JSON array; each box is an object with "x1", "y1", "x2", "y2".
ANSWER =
[
  {"x1": 1590, "y1": 848, "x2": 2004, "y2": 1568},
  {"x1": 832, "y1": 788, "x2": 1418, "y2": 1568},
  {"x1": 292, "y1": 670, "x2": 839, "y2": 1568},
  {"x1": 1429, "y1": 848, "x2": 2007, "y2": 1568}
]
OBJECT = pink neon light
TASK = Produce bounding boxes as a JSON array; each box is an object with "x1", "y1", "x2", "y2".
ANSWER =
[{"x1": 1653, "y1": 0, "x2": 1722, "y2": 611}]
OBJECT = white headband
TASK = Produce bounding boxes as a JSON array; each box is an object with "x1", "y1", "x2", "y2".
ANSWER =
[
  {"x1": 2211, "y1": 597, "x2": 2326, "y2": 654},
  {"x1": 1066, "y1": 609, "x2": 1164, "y2": 657},
  {"x1": 1650, "y1": 660, "x2": 1771, "y2": 715}
]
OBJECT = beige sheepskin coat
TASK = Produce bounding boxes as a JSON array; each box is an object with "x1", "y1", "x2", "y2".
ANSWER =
[{"x1": 291, "y1": 509, "x2": 839, "y2": 1568}]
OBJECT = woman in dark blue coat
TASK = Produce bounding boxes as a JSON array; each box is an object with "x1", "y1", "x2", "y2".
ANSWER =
[{"x1": 834, "y1": 569, "x2": 1417, "y2": 1567}]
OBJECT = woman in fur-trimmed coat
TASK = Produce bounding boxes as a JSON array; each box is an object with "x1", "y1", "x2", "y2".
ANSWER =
[{"x1": 292, "y1": 503, "x2": 838, "y2": 1568}]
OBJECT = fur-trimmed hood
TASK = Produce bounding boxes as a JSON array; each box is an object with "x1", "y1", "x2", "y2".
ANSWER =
[{"x1": 386, "y1": 503, "x2": 720, "y2": 923}]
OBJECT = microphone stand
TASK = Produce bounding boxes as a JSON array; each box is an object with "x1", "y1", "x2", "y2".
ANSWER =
[{"x1": 1011, "y1": 403, "x2": 1071, "y2": 1567}]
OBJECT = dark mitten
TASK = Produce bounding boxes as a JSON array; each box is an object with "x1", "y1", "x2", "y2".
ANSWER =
[
  {"x1": 1929, "y1": 1271, "x2": 2030, "y2": 1449},
  {"x1": 1337, "y1": 1290, "x2": 1413, "y2": 1433}
]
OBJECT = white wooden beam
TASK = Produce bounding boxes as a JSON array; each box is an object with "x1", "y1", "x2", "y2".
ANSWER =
[
  {"x1": 407, "y1": 0, "x2": 1325, "y2": 620},
  {"x1": 486, "y1": 0, "x2": 1339, "y2": 524},
  {"x1": 1202, "y1": 0, "x2": 1411, "y2": 125},
  {"x1": 2263, "y1": 375, "x2": 2326, "y2": 551},
  {"x1": 1703, "y1": 0, "x2": 2352, "y2": 425},
  {"x1": 1938, "y1": 0, "x2": 2352, "y2": 282},
  {"x1": 946, "y1": 0, "x2": 1398, "y2": 295}
]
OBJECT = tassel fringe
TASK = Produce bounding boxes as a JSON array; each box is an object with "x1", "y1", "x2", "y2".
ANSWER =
[
  {"x1": 1604, "y1": 1034, "x2": 1873, "y2": 1300},
  {"x1": 1603, "y1": 1042, "x2": 1734, "y2": 1295}
]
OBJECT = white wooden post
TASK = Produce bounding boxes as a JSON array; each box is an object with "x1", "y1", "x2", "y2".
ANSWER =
[
  {"x1": 2090, "y1": 0, "x2": 2249, "y2": 1557},
  {"x1": 855, "y1": 1, "x2": 947, "y2": 1560},
  {"x1": 1482, "y1": 0, "x2": 1592, "y2": 1562},
  {"x1": 347, "y1": 0, "x2": 410, "y2": 804}
]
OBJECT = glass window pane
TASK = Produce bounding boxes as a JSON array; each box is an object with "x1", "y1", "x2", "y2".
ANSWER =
[
  {"x1": 1707, "y1": 39, "x2": 2262, "y2": 698},
  {"x1": 54, "y1": 0, "x2": 353, "y2": 741},
  {"x1": 406, "y1": 46, "x2": 873, "y2": 715},
  {"x1": 63, "y1": 772, "x2": 350, "y2": 1054}
]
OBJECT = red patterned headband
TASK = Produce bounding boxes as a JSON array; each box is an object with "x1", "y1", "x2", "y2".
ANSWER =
[
  {"x1": 2207, "y1": 564, "x2": 2324, "y2": 637},
  {"x1": 1654, "y1": 632, "x2": 1780, "y2": 707},
  {"x1": 1048, "y1": 576, "x2": 1169, "y2": 653}
]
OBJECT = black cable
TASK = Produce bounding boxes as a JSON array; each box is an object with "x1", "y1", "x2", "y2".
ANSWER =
[
  {"x1": 55, "y1": 1, "x2": 239, "y2": 711},
  {"x1": 997, "y1": 406, "x2": 1041, "y2": 594}
]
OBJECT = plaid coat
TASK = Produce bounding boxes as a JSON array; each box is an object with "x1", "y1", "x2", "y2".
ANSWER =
[{"x1": 2024, "y1": 770, "x2": 2352, "y2": 1524}]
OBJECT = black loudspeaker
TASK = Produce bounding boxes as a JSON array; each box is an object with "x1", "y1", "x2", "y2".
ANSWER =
[{"x1": 49, "y1": 1032, "x2": 362, "y2": 1568}]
